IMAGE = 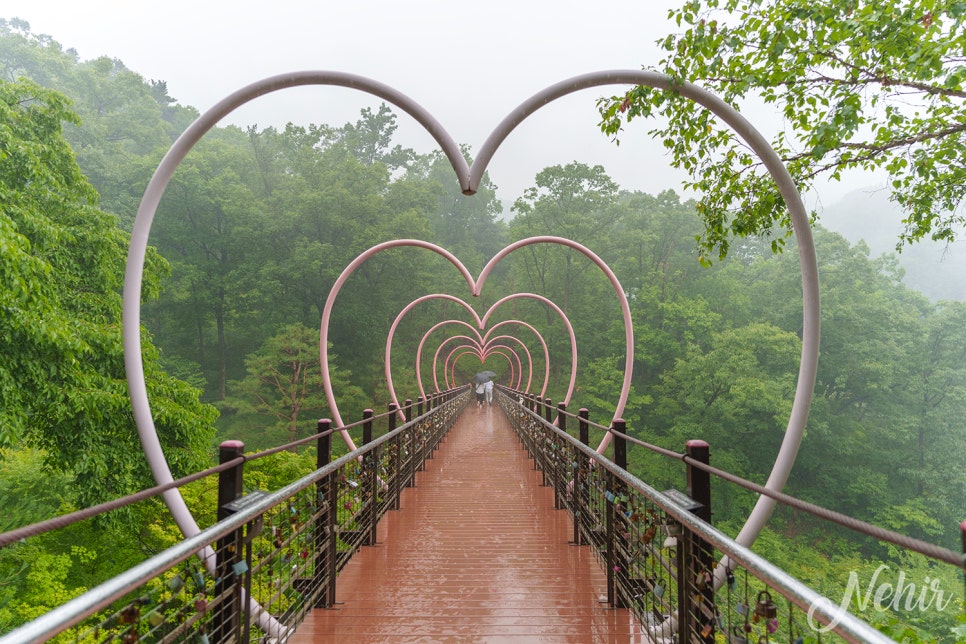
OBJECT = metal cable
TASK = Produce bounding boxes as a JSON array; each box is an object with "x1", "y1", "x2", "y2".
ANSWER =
[
  {"x1": 245, "y1": 425, "x2": 339, "y2": 462},
  {"x1": 0, "y1": 456, "x2": 245, "y2": 548},
  {"x1": 609, "y1": 427, "x2": 964, "y2": 569}
]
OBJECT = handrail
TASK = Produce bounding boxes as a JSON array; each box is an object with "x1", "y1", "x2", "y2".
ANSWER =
[
  {"x1": 502, "y1": 394, "x2": 899, "y2": 644},
  {"x1": 0, "y1": 391, "x2": 467, "y2": 644}
]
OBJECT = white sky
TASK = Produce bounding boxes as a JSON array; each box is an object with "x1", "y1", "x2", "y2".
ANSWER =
[{"x1": 4, "y1": 0, "x2": 851, "y2": 207}]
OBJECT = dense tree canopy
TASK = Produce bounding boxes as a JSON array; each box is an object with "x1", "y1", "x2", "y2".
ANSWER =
[
  {"x1": 2, "y1": 20, "x2": 965, "y2": 641},
  {"x1": 599, "y1": 0, "x2": 966, "y2": 260},
  {"x1": 0, "y1": 77, "x2": 217, "y2": 505}
]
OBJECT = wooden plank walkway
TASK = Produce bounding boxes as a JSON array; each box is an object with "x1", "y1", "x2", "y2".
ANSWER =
[{"x1": 291, "y1": 401, "x2": 646, "y2": 643}]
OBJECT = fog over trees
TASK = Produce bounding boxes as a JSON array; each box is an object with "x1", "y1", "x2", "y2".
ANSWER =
[{"x1": 1, "y1": 17, "x2": 963, "y2": 640}]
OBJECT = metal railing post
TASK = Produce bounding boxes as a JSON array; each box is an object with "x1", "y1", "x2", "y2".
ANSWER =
[
  {"x1": 609, "y1": 420, "x2": 628, "y2": 609},
  {"x1": 416, "y1": 396, "x2": 426, "y2": 472},
  {"x1": 404, "y1": 399, "x2": 414, "y2": 489},
  {"x1": 316, "y1": 419, "x2": 334, "y2": 607},
  {"x1": 573, "y1": 408, "x2": 589, "y2": 546},
  {"x1": 554, "y1": 403, "x2": 567, "y2": 510},
  {"x1": 679, "y1": 439, "x2": 713, "y2": 642},
  {"x1": 213, "y1": 440, "x2": 244, "y2": 642},
  {"x1": 362, "y1": 409, "x2": 377, "y2": 546},
  {"x1": 388, "y1": 403, "x2": 400, "y2": 510},
  {"x1": 538, "y1": 398, "x2": 552, "y2": 486}
]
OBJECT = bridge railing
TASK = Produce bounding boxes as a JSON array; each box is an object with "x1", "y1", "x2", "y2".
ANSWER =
[
  {"x1": 499, "y1": 387, "x2": 907, "y2": 644},
  {"x1": 0, "y1": 388, "x2": 468, "y2": 644}
]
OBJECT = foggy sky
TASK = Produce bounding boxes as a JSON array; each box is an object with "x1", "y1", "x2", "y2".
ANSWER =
[
  {"x1": 4, "y1": 0, "x2": 877, "y2": 210},
  {"x1": 3, "y1": 0, "x2": 726, "y2": 204}
]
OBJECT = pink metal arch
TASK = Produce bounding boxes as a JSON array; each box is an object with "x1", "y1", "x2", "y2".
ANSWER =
[
  {"x1": 433, "y1": 335, "x2": 480, "y2": 391},
  {"x1": 483, "y1": 335, "x2": 533, "y2": 391},
  {"x1": 430, "y1": 332, "x2": 528, "y2": 393},
  {"x1": 321, "y1": 240, "x2": 476, "y2": 448},
  {"x1": 434, "y1": 333, "x2": 532, "y2": 393},
  {"x1": 325, "y1": 239, "x2": 617, "y2": 446},
  {"x1": 477, "y1": 344, "x2": 524, "y2": 390},
  {"x1": 121, "y1": 70, "x2": 820, "y2": 633},
  {"x1": 382, "y1": 293, "x2": 486, "y2": 420},
  {"x1": 480, "y1": 335, "x2": 534, "y2": 394},
  {"x1": 445, "y1": 344, "x2": 522, "y2": 390},
  {"x1": 483, "y1": 320, "x2": 551, "y2": 399},
  {"x1": 452, "y1": 347, "x2": 520, "y2": 390},
  {"x1": 484, "y1": 293, "x2": 578, "y2": 411},
  {"x1": 418, "y1": 321, "x2": 482, "y2": 395},
  {"x1": 477, "y1": 237, "x2": 633, "y2": 452},
  {"x1": 403, "y1": 299, "x2": 556, "y2": 406}
]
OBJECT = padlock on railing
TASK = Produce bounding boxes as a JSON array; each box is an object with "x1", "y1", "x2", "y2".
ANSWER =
[{"x1": 753, "y1": 589, "x2": 777, "y2": 622}]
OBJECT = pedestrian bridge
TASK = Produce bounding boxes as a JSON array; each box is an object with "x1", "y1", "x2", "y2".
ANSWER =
[
  {"x1": 4, "y1": 386, "x2": 956, "y2": 644},
  {"x1": 294, "y1": 400, "x2": 640, "y2": 642},
  {"x1": 5, "y1": 64, "x2": 966, "y2": 644}
]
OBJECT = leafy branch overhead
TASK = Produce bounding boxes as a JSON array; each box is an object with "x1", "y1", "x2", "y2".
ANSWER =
[{"x1": 599, "y1": 0, "x2": 966, "y2": 261}]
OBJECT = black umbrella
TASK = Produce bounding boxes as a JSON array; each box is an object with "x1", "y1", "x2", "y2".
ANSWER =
[{"x1": 472, "y1": 371, "x2": 497, "y2": 383}]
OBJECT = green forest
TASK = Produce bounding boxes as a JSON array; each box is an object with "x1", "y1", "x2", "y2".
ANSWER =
[{"x1": 0, "y1": 16, "x2": 963, "y2": 641}]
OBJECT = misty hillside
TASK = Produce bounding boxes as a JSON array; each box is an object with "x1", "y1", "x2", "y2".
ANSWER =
[{"x1": 818, "y1": 187, "x2": 966, "y2": 301}]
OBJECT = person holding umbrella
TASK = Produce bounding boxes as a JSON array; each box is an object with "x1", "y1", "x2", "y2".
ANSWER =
[{"x1": 472, "y1": 372, "x2": 496, "y2": 408}]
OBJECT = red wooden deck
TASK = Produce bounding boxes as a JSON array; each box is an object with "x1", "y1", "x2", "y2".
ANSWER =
[{"x1": 291, "y1": 402, "x2": 646, "y2": 643}]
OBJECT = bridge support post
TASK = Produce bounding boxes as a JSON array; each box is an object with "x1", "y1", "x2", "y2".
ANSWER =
[
  {"x1": 388, "y1": 403, "x2": 400, "y2": 510},
  {"x1": 316, "y1": 419, "x2": 337, "y2": 608},
  {"x1": 416, "y1": 397, "x2": 426, "y2": 473},
  {"x1": 538, "y1": 397, "x2": 553, "y2": 487},
  {"x1": 607, "y1": 420, "x2": 628, "y2": 608},
  {"x1": 678, "y1": 439, "x2": 714, "y2": 642},
  {"x1": 213, "y1": 440, "x2": 245, "y2": 642},
  {"x1": 404, "y1": 399, "x2": 415, "y2": 489},
  {"x1": 572, "y1": 408, "x2": 590, "y2": 546},
  {"x1": 362, "y1": 409, "x2": 378, "y2": 546},
  {"x1": 554, "y1": 403, "x2": 567, "y2": 510}
]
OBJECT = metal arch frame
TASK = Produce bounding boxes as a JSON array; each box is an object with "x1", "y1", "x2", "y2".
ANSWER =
[
  {"x1": 452, "y1": 347, "x2": 520, "y2": 390},
  {"x1": 384, "y1": 294, "x2": 483, "y2": 419},
  {"x1": 320, "y1": 239, "x2": 474, "y2": 446},
  {"x1": 327, "y1": 239, "x2": 609, "y2": 444},
  {"x1": 419, "y1": 321, "x2": 482, "y2": 393},
  {"x1": 480, "y1": 335, "x2": 535, "y2": 393},
  {"x1": 476, "y1": 236, "x2": 634, "y2": 449},
  {"x1": 432, "y1": 334, "x2": 483, "y2": 390},
  {"x1": 444, "y1": 344, "x2": 522, "y2": 391},
  {"x1": 482, "y1": 319, "x2": 551, "y2": 399},
  {"x1": 478, "y1": 345, "x2": 524, "y2": 389},
  {"x1": 465, "y1": 71, "x2": 820, "y2": 550},
  {"x1": 483, "y1": 293, "x2": 579, "y2": 410},
  {"x1": 122, "y1": 70, "x2": 818, "y2": 595},
  {"x1": 429, "y1": 332, "x2": 534, "y2": 394}
]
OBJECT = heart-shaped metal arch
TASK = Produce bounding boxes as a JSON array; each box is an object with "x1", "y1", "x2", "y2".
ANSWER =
[
  {"x1": 414, "y1": 319, "x2": 547, "y2": 398},
  {"x1": 402, "y1": 294, "x2": 565, "y2": 408},
  {"x1": 424, "y1": 329, "x2": 534, "y2": 393},
  {"x1": 320, "y1": 237, "x2": 628, "y2": 450},
  {"x1": 447, "y1": 344, "x2": 523, "y2": 389},
  {"x1": 122, "y1": 70, "x2": 819, "y2": 612}
]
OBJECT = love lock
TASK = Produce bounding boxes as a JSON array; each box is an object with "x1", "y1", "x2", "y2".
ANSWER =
[
  {"x1": 754, "y1": 590, "x2": 778, "y2": 621},
  {"x1": 695, "y1": 569, "x2": 712, "y2": 590}
]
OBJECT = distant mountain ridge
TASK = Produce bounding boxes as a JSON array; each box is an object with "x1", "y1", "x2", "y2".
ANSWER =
[{"x1": 819, "y1": 187, "x2": 966, "y2": 301}]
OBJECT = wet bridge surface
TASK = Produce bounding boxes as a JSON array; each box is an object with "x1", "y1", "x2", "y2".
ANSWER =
[{"x1": 291, "y1": 402, "x2": 645, "y2": 643}]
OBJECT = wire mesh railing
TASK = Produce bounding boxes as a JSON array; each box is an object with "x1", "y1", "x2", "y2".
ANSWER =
[
  {"x1": 498, "y1": 387, "x2": 932, "y2": 644},
  {"x1": 0, "y1": 388, "x2": 468, "y2": 644}
]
